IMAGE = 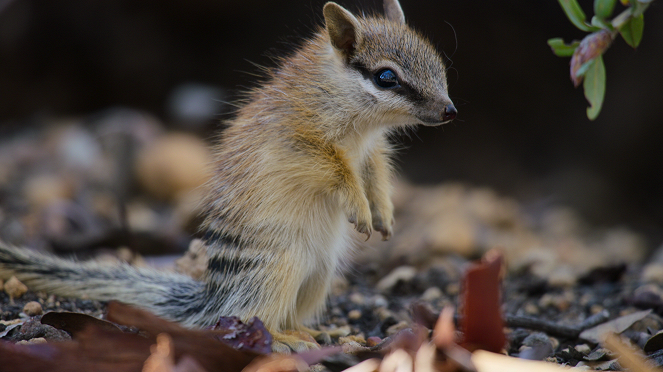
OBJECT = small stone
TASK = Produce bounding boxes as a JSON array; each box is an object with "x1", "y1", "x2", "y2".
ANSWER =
[
  {"x1": 341, "y1": 340, "x2": 369, "y2": 354},
  {"x1": 547, "y1": 265, "x2": 577, "y2": 287},
  {"x1": 21, "y1": 337, "x2": 47, "y2": 345},
  {"x1": 643, "y1": 264, "x2": 663, "y2": 283},
  {"x1": 590, "y1": 304, "x2": 604, "y2": 314},
  {"x1": 369, "y1": 294, "x2": 388, "y2": 308},
  {"x1": 24, "y1": 174, "x2": 74, "y2": 208},
  {"x1": 524, "y1": 302, "x2": 539, "y2": 315},
  {"x1": 134, "y1": 133, "x2": 212, "y2": 201},
  {"x1": 23, "y1": 301, "x2": 43, "y2": 316},
  {"x1": 385, "y1": 321, "x2": 410, "y2": 336},
  {"x1": 366, "y1": 336, "x2": 382, "y2": 347},
  {"x1": 348, "y1": 292, "x2": 365, "y2": 305},
  {"x1": 575, "y1": 344, "x2": 591, "y2": 354},
  {"x1": 375, "y1": 307, "x2": 393, "y2": 321},
  {"x1": 376, "y1": 266, "x2": 417, "y2": 292},
  {"x1": 331, "y1": 276, "x2": 350, "y2": 297},
  {"x1": 421, "y1": 287, "x2": 443, "y2": 302},
  {"x1": 446, "y1": 282, "x2": 460, "y2": 296},
  {"x1": 339, "y1": 335, "x2": 366, "y2": 345},
  {"x1": 348, "y1": 309, "x2": 362, "y2": 320},
  {"x1": 4, "y1": 276, "x2": 28, "y2": 300}
]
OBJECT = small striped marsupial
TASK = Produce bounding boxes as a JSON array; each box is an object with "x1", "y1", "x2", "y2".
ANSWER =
[{"x1": 0, "y1": 0, "x2": 456, "y2": 352}]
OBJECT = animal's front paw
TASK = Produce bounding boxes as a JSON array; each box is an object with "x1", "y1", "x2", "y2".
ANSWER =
[
  {"x1": 371, "y1": 200, "x2": 394, "y2": 241},
  {"x1": 271, "y1": 330, "x2": 320, "y2": 354},
  {"x1": 372, "y1": 214, "x2": 393, "y2": 241},
  {"x1": 348, "y1": 205, "x2": 373, "y2": 241}
]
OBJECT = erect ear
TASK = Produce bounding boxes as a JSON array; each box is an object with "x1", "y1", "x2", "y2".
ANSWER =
[
  {"x1": 323, "y1": 2, "x2": 361, "y2": 55},
  {"x1": 383, "y1": 0, "x2": 405, "y2": 24}
]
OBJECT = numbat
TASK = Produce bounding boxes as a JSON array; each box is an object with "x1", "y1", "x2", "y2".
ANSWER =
[{"x1": 0, "y1": 0, "x2": 456, "y2": 352}]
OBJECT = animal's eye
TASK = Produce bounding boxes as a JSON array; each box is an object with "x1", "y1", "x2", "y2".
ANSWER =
[{"x1": 374, "y1": 69, "x2": 399, "y2": 88}]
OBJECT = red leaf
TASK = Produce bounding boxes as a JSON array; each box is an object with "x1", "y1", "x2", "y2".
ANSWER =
[{"x1": 459, "y1": 249, "x2": 506, "y2": 353}]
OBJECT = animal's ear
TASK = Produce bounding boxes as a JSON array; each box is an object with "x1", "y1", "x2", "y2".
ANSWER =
[
  {"x1": 323, "y1": 2, "x2": 361, "y2": 55},
  {"x1": 383, "y1": 0, "x2": 405, "y2": 24}
]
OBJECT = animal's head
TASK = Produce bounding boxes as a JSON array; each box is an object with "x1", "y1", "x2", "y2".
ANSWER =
[{"x1": 324, "y1": 0, "x2": 456, "y2": 127}]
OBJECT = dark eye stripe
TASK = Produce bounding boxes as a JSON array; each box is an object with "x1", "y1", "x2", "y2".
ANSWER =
[{"x1": 350, "y1": 62, "x2": 425, "y2": 103}]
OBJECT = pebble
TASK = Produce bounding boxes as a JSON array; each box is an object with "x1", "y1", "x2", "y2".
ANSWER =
[
  {"x1": 547, "y1": 265, "x2": 577, "y2": 287},
  {"x1": 366, "y1": 336, "x2": 382, "y2": 347},
  {"x1": 348, "y1": 309, "x2": 362, "y2": 320},
  {"x1": 642, "y1": 264, "x2": 663, "y2": 283},
  {"x1": 348, "y1": 292, "x2": 365, "y2": 305},
  {"x1": 339, "y1": 335, "x2": 366, "y2": 345},
  {"x1": 134, "y1": 133, "x2": 211, "y2": 201},
  {"x1": 445, "y1": 282, "x2": 460, "y2": 296},
  {"x1": 17, "y1": 337, "x2": 47, "y2": 345},
  {"x1": 4, "y1": 276, "x2": 28, "y2": 300},
  {"x1": 385, "y1": 321, "x2": 410, "y2": 336},
  {"x1": 575, "y1": 344, "x2": 591, "y2": 354},
  {"x1": 23, "y1": 301, "x2": 43, "y2": 316},
  {"x1": 376, "y1": 266, "x2": 417, "y2": 292},
  {"x1": 24, "y1": 174, "x2": 74, "y2": 208},
  {"x1": 590, "y1": 304, "x2": 604, "y2": 314},
  {"x1": 524, "y1": 302, "x2": 539, "y2": 315},
  {"x1": 368, "y1": 294, "x2": 388, "y2": 308},
  {"x1": 420, "y1": 286, "x2": 442, "y2": 302},
  {"x1": 375, "y1": 307, "x2": 393, "y2": 322}
]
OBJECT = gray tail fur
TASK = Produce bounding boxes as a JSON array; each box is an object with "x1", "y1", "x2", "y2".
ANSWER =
[{"x1": 0, "y1": 242, "x2": 216, "y2": 327}]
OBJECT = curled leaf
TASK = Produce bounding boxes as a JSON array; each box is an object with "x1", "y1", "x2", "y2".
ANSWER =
[
  {"x1": 570, "y1": 30, "x2": 613, "y2": 87},
  {"x1": 548, "y1": 38, "x2": 580, "y2": 57}
]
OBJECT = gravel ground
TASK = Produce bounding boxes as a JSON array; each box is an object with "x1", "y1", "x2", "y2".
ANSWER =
[{"x1": 1, "y1": 113, "x2": 663, "y2": 370}]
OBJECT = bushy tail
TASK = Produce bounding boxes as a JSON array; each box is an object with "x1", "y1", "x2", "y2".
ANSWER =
[{"x1": 0, "y1": 242, "x2": 214, "y2": 327}]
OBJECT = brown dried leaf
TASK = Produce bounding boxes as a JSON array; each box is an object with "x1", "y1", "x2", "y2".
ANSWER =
[
  {"x1": 460, "y1": 250, "x2": 506, "y2": 353},
  {"x1": 106, "y1": 301, "x2": 259, "y2": 372},
  {"x1": 569, "y1": 30, "x2": 613, "y2": 87},
  {"x1": 41, "y1": 311, "x2": 122, "y2": 338}
]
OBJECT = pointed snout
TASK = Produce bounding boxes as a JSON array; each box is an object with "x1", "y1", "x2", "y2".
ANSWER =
[{"x1": 442, "y1": 104, "x2": 457, "y2": 122}]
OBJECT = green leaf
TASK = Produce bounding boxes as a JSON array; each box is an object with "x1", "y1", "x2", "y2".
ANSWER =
[
  {"x1": 591, "y1": 16, "x2": 613, "y2": 30},
  {"x1": 619, "y1": 14, "x2": 644, "y2": 47},
  {"x1": 594, "y1": 0, "x2": 617, "y2": 19},
  {"x1": 575, "y1": 59, "x2": 595, "y2": 78},
  {"x1": 583, "y1": 55, "x2": 606, "y2": 120},
  {"x1": 558, "y1": 0, "x2": 594, "y2": 31},
  {"x1": 547, "y1": 38, "x2": 580, "y2": 57}
]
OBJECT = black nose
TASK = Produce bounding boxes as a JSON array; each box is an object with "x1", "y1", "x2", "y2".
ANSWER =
[{"x1": 443, "y1": 104, "x2": 457, "y2": 121}]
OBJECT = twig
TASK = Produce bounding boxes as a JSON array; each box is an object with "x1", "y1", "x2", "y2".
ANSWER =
[{"x1": 505, "y1": 310, "x2": 611, "y2": 339}]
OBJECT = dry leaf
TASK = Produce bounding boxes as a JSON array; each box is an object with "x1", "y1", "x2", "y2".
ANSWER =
[
  {"x1": 579, "y1": 309, "x2": 652, "y2": 343},
  {"x1": 460, "y1": 249, "x2": 506, "y2": 353},
  {"x1": 41, "y1": 311, "x2": 122, "y2": 338}
]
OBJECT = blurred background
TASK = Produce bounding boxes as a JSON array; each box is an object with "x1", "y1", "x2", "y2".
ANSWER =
[{"x1": 0, "y1": 0, "x2": 661, "y2": 254}]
